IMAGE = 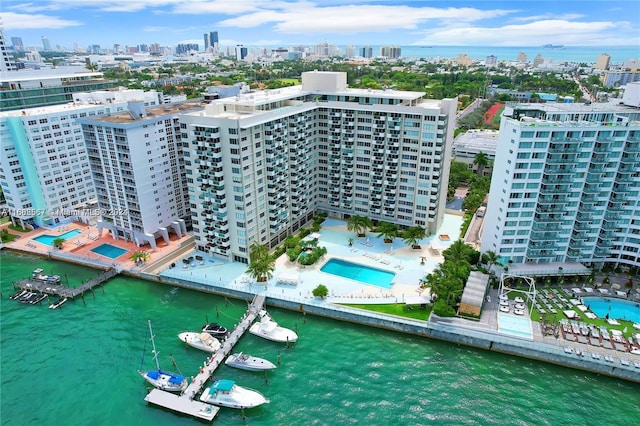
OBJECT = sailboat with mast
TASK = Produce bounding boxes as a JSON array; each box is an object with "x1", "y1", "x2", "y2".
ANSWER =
[{"x1": 138, "y1": 320, "x2": 187, "y2": 392}]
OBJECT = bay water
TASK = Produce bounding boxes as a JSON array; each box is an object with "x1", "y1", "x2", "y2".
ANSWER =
[{"x1": 1, "y1": 252, "x2": 638, "y2": 425}]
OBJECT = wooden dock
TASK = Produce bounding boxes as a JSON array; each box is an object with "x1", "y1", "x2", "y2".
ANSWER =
[
  {"x1": 144, "y1": 294, "x2": 266, "y2": 421},
  {"x1": 14, "y1": 268, "x2": 119, "y2": 299}
]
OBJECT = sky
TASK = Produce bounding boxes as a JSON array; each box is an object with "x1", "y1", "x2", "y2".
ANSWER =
[{"x1": 1, "y1": 0, "x2": 639, "y2": 50}]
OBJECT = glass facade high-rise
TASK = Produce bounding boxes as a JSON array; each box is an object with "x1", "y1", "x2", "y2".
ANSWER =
[{"x1": 481, "y1": 102, "x2": 640, "y2": 269}]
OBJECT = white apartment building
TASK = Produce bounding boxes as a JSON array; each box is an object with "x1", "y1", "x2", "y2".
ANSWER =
[
  {"x1": 180, "y1": 71, "x2": 457, "y2": 263},
  {"x1": 0, "y1": 89, "x2": 160, "y2": 228},
  {"x1": 481, "y1": 101, "x2": 640, "y2": 269},
  {"x1": 78, "y1": 100, "x2": 204, "y2": 250}
]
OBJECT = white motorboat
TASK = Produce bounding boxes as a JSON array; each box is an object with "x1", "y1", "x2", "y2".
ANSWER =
[
  {"x1": 499, "y1": 305, "x2": 509, "y2": 313},
  {"x1": 199, "y1": 379, "x2": 268, "y2": 409},
  {"x1": 178, "y1": 332, "x2": 221, "y2": 353},
  {"x1": 249, "y1": 310, "x2": 298, "y2": 343},
  {"x1": 225, "y1": 352, "x2": 277, "y2": 371},
  {"x1": 514, "y1": 303, "x2": 526, "y2": 310},
  {"x1": 138, "y1": 320, "x2": 187, "y2": 393},
  {"x1": 514, "y1": 308, "x2": 525, "y2": 316}
]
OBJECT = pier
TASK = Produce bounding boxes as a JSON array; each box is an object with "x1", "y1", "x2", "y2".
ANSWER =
[
  {"x1": 14, "y1": 268, "x2": 119, "y2": 299},
  {"x1": 144, "y1": 294, "x2": 266, "y2": 421}
]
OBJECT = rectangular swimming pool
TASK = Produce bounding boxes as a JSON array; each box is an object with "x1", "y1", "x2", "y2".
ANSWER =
[
  {"x1": 91, "y1": 243, "x2": 127, "y2": 259},
  {"x1": 33, "y1": 229, "x2": 82, "y2": 246},
  {"x1": 320, "y1": 258, "x2": 395, "y2": 289},
  {"x1": 498, "y1": 313, "x2": 533, "y2": 340}
]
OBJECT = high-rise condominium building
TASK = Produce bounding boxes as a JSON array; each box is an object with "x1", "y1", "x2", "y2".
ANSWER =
[
  {"x1": 1, "y1": 30, "x2": 17, "y2": 72},
  {"x1": 595, "y1": 53, "x2": 611, "y2": 71},
  {"x1": 359, "y1": 46, "x2": 373, "y2": 58},
  {"x1": 0, "y1": 89, "x2": 160, "y2": 228},
  {"x1": 41, "y1": 36, "x2": 52, "y2": 52},
  {"x1": 11, "y1": 37, "x2": 24, "y2": 52},
  {"x1": 180, "y1": 71, "x2": 457, "y2": 263},
  {"x1": 1, "y1": 68, "x2": 116, "y2": 111},
  {"x1": 380, "y1": 46, "x2": 401, "y2": 59},
  {"x1": 78, "y1": 101, "x2": 204, "y2": 250},
  {"x1": 481, "y1": 101, "x2": 640, "y2": 269}
]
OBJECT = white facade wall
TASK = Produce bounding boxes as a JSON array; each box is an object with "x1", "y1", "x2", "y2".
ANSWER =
[
  {"x1": 181, "y1": 72, "x2": 457, "y2": 263},
  {"x1": 482, "y1": 104, "x2": 640, "y2": 269},
  {"x1": 79, "y1": 102, "x2": 201, "y2": 250}
]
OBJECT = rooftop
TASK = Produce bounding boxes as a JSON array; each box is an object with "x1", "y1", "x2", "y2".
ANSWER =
[
  {"x1": 83, "y1": 100, "x2": 206, "y2": 124},
  {"x1": 1, "y1": 67, "x2": 103, "y2": 83}
]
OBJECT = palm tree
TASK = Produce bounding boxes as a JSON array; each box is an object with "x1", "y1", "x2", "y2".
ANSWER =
[
  {"x1": 52, "y1": 237, "x2": 65, "y2": 249},
  {"x1": 403, "y1": 226, "x2": 427, "y2": 249},
  {"x1": 375, "y1": 221, "x2": 399, "y2": 245},
  {"x1": 346, "y1": 215, "x2": 373, "y2": 237},
  {"x1": 247, "y1": 243, "x2": 274, "y2": 283},
  {"x1": 130, "y1": 251, "x2": 150, "y2": 265},
  {"x1": 481, "y1": 250, "x2": 502, "y2": 275},
  {"x1": 473, "y1": 152, "x2": 490, "y2": 176}
]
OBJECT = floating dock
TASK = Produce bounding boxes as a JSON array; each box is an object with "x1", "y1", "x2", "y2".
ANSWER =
[{"x1": 144, "y1": 294, "x2": 266, "y2": 421}]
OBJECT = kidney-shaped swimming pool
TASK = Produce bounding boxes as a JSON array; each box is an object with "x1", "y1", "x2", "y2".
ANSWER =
[{"x1": 320, "y1": 258, "x2": 395, "y2": 289}]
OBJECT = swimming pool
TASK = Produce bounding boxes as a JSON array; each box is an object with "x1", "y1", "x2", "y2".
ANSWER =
[
  {"x1": 33, "y1": 229, "x2": 82, "y2": 246},
  {"x1": 498, "y1": 313, "x2": 533, "y2": 340},
  {"x1": 91, "y1": 244, "x2": 127, "y2": 259},
  {"x1": 320, "y1": 258, "x2": 395, "y2": 289},
  {"x1": 582, "y1": 297, "x2": 640, "y2": 324}
]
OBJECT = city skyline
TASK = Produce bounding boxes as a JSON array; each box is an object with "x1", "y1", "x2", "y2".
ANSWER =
[{"x1": 1, "y1": 0, "x2": 638, "y2": 50}]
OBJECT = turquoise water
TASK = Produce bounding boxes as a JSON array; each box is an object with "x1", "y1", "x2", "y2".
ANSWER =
[
  {"x1": 91, "y1": 243, "x2": 128, "y2": 259},
  {"x1": 320, "y1": 258, "x2": 395, "y2": 288},
  {"x1": 32, "y1": 229, "x2": 82, "y2": 246},
  {"x1": 1, "y1": 252, "x2": 639, "y2": 425},
  {"x1": 583, "y1": 297, "x2": 640, "y2": 324},
  {"x1": 498, "y1": 313, "x2": 533, "y2": 339}
]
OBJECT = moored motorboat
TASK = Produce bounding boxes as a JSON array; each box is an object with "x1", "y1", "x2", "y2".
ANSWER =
[
  {"x1": 201, "y1": 322, "x2": 228, "y2": 338},
  {"x1": 178, "y1": 332, "x2": 221, "y2": 353},
  {"x1": 249, "y1": 310, "x2": 298, "y2": 343},
  {"x1": 199, "y1": 379, "x2": 268, "y2": 409},
  {"x1": 49, "y1": 297, "x2": 68, "y2": 309},
  {"x1": 138, "y1": 320, "x2": 187, "y2": 392},
  {"x1": 9, "y1": 289, "x2": 28, "y2": 300},
  {"x1": 225, "y1": 352, "x2": 277, "y2": 371},
  {"x1": 18, "y1": 292, "x2": 38, "y2": 304},
  {"x1": 30, "y1": 293, "x2": 47, "y2": 304}
]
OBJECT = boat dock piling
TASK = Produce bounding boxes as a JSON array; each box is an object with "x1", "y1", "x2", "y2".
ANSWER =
[{"x1": 144, "y1": 294, "x2": 266, "y2": 421}]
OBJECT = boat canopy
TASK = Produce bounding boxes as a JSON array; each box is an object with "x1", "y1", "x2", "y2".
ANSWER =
[
  {"x1": 167, "y1": 373, "x2": 185, "y2": 385},
  {"x1": 212, "y1": 380, "x2": 235, "y2": 392},
  {"x1": 147, "y1": 371, "x2": 160, "y2": 380}
]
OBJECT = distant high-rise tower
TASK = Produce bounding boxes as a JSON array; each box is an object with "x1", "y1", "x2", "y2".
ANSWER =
[
  {"x1": 204, "y1": 33, "x2": 210, "y2": 51},
  {"x1": 359, "y1": 46, "x2": 373, "y2": 58},
  {"x1": 516, "y1": 51, "x2": 528, "y2": 63},
  {"x1": 210, "y1": 31, "x2": 219, "y2": 51},
  {"x1": 345, "y1": 45, "x2": 356, "y2": 58},
  {"x1": 41, "y1": 36, "x2": 52, "y2": 51},
  {"x1": 532, "y1": 54, "x2": 544, "y2": 68},
  {"x1": 235, "y1": 44, "x2": 247, "y2": 60},
  {"x1": 1, "y1": 30, "x2": 17, "y2": 72},
  {"x1": 595, "y1": 53, "x2": 611, "y2": 70},
  {"x1": 11, "y1": 36, "x2": 24, "y2": 52},
  {"x1": 485, "y1": 55, "x2": 498, "y2": 66},
  {"x1": 380, "y1": 45, "x2": 401, "y2": 59}
]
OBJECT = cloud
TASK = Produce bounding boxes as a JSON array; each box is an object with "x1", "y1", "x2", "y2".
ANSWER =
[
  {"x1": 218, "y1": 4, "x2": 515, "y2": 33},
  {"x1": 511, "y1": 13, "x2": 585, "y2": 23},
  {"x1": 413, "y1": 19, "x2": 630, "y2": 47},
  {"x1": 0, "y1": 11, "x2": 82, "y2": 29}
]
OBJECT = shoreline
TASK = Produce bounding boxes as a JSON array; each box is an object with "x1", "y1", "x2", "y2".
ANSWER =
[{"x1": 3, "y1": 246, "x2": 639, "y2": 384}]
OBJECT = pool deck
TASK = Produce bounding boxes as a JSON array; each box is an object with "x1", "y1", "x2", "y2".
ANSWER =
[{"x1": 3, "y1": 215, "x2": 640, "y2": 382}]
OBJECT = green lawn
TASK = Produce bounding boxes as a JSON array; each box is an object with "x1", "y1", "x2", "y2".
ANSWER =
[
  {"x1": 1, "y1": 232, "x2": 18, "y2": 243},
  {"x1": 278, "y1": 78, "x2": 300, "y2": 85},
  {"x1": 0, "y1": 217, "x2": 10, "y2": 224},
  {"x1": 8, "y1": 224, "x2": 31, "y2": 233},
  {"x1": 340, "y1": 303, "x2": 431, "y2": 321}
]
